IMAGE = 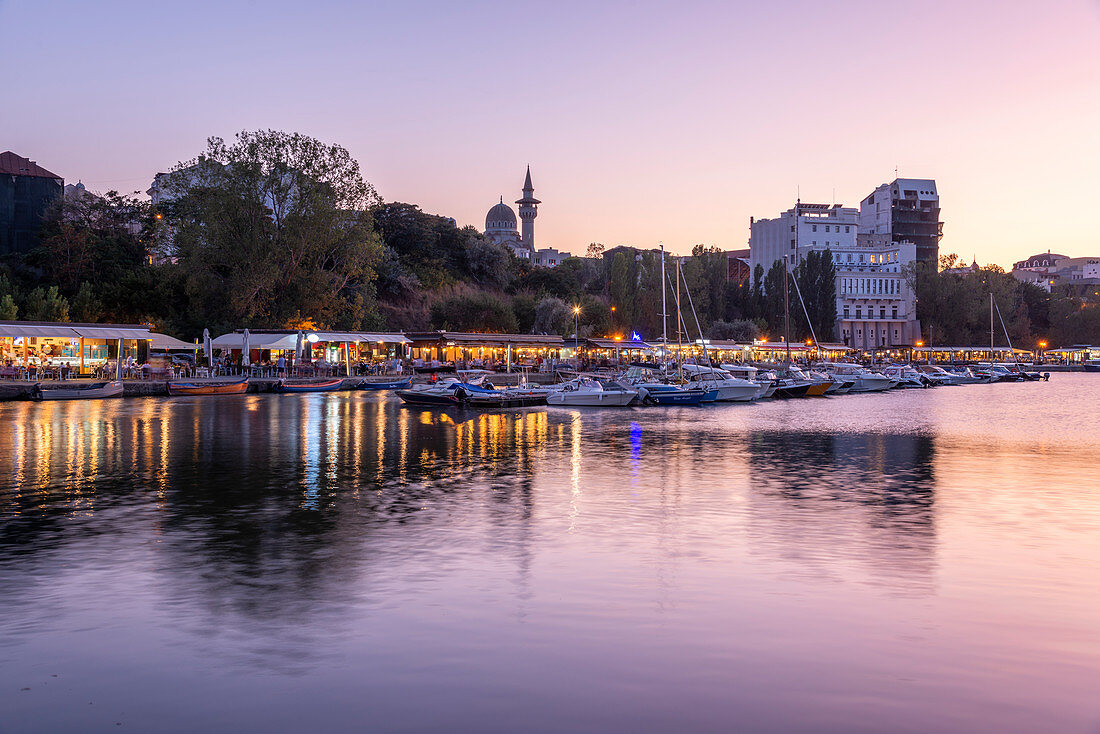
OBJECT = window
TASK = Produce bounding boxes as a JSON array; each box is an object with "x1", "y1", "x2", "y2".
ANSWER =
[
  {"x1": 843, "y1": 306, "x2": 850, "y2": 318},
  {"x1": 825, "y1": 225, "x2": 831, "y2": 232},
  {"x1": 856, "y1": 308, "x2": 862, "y2": 319},
  {"x1": 791, "y1": 241, "x2": 796, "y2": 249},
  {"x1": 845, "y1": 226, "x2": 850, "y2": 233},
  {"x1": 812, "y1": 225, "x2": 817, "y2": 232},
  {"x1": 791, "y1": 225, "x2": 795, "y2": 232},
  {"x1": 859, "y1": 254, "x2": 865, "y2": 263},
  {"x1": 879, "y1": 308, "x2": 886, "y2": 319},
  {"x1": 892, "y1": 307, "x2": 898, "y2": 319},
  {"x1": 847, "y1": 253, "x2": 853, "y2": 262},
  {"x1": 812, "y1": 241, "x2": 816, "y2": 246}
]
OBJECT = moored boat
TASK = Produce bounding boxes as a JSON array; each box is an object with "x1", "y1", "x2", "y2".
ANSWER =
[
  {"x1": 546, "y1": 378, "x2": 638, "y2": 407},
  {"x1": 167, "y1": 377, "x2": 249, "y2": 396},
  {"x1": 33, "y1": 380, "x2": 124, "y2": 401},
  {"x1": 0, "y1": 382, "x2": 38, "y2": 401},
  {"x1": 357, "y1": 377, "x2": 413, "y2": 390},
  {"x1": 277, "y1": 378, "x2": 345, "y2": 393}
]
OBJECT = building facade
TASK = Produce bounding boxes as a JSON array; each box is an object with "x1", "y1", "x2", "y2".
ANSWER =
[
  {"x1": 1012, "y1": 252, "x2": 1100, "y2": 293},
  {"x1": 0, "y1": 151, "x2": 63, "y2": 255},
  {"x1": 749, "y1": 201, "x2": 920, "y2": 348},
  {"x1": 835, "y1": 235, "x2": 919, "y2": 349},
  {"x1": 748, "y1": 202, "x2": 858, "y2": 276},
  {"x1": 859, "y1": 178, "x2": 942, "y2": 265}
]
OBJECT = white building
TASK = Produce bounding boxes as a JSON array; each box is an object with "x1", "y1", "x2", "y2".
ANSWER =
[
  {"x1": 1012, "y1": 252, "x2": 1100, "y2": 292},
  {"x1": 835, "y1": 235, "x2": 919, "y2": 349},
  {"x1": 748, "y1": 202, "x2": 858, "y2": 275},
  {"x1": 859, "y1": 178, "x2": 942, "y2": 265},
  {"x1": 749, "y1": 201, "x2": 920, "y2": 349}
]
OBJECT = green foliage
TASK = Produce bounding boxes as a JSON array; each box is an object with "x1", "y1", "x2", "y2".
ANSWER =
[
  {"x1": 706, "y1": 319, "x2": 759, "y2": 342},
  {"x1": 23, "y1": 286, "x2": 70, "y2": 322},
  {"x1": 511, "y1": 292, "x2": 538, "y2": 333},
  {"x1": 70, "y1": 282, "x2": 102, "y2": 322},
  {"x1": 0, "y1": 294, "x2": 17, "y2": 320},
  {"x1": 533, "y1": 297, "x2": 572, "y2": 335},
  {"x1": 429, "y1": 291, "x2": 518, "y2": 332}
]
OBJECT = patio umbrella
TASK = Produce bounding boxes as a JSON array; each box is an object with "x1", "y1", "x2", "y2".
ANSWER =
[
  {"x1": 203, "y1": 328, "x2": 212, "y2": 367},
  {"x1": 242, "y1": 329, "x2": 251, "y2": 374}
]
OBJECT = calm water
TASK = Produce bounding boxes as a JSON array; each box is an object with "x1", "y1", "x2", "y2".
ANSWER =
[{"x1": 1, "y1": 376, "x2": 1099, "y2": 733}]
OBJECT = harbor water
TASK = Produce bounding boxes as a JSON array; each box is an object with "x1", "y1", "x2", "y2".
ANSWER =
[{"x1": 1, "y1": 375, "x2": 1099, "y2": 732}]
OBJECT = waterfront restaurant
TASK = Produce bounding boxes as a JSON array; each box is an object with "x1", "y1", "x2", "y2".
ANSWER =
[
  {"x1": 909, "y1": 346, "x2": 1033, "y2": 364},
  {"x1": 0, "y1": 320, "x2": 152, "y2": 378},
  {"x1": 404, "y1": 331, "x2": 563, "y2": 371},
  {"x1": 212, "y1": 330, "x2": 410, "y2": 369}
]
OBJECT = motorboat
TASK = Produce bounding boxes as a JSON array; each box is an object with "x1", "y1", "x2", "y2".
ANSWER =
[
  {"x1": 879, "y1": 365, "x2": 929, "y2": 388},
  {"x1": 277, "y1": 378, "x2": 345, "y2": 393},
  {"x1": 0, "y1": 382, "x2": 38, "y2": 401},
  {"x1": 395, "y1": 379, "x2": 468, "y2": 406},
  {"x1": 619, "y1": 366, "x2": 715, "y2": 405},
  {"x1": 720, "y1": 364, "x2": 774, "y2": 399},
  {"x1": 33, "y1": 380, "x2": 124, "y2": 401},
  {"x1": 546, "y1": 378, "x2": 638, "y2": 407},
  {"x1": 914, "y1": 364, "x2": 961, "y2": 386},
  {"x1": 681, "y1": 364, "x2": 761, "y2": 402},
  {"x1": 167, "y1": 377, "x2": 249, "y2": 396},
  {"x1": 818, "y1": 362, "x2": 895, "y2": 393},
  {"x1": 786, "y1": 366, "x2": 831, "y2": 396},
  {"x1": 808, "y1": 369, "x2": 854, "y2": 394}
]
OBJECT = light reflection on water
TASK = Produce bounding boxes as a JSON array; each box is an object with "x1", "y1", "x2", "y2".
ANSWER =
[{"x1": 1, "y1": 377, "x2": 1099, "y2": 733}]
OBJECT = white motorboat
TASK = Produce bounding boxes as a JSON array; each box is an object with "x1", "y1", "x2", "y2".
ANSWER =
[
  {"x1": 879, "y1": 364, "x2": 928, "y2": 388},
  {"x1": 720, "y1": 364, "x2": 775, "y2": 399},
  {"x1": 915, "y1": 364, "x2": 961, "y2": 386},
  {"x1": 818, "y1": 362, "x2": 895, "y2": 393},
  {"x1": 681, "y1": 364, "x2": 761, "y2": 402},
  {"x1": 546, "y1": 378, "x2": 638, "y2": 407}
]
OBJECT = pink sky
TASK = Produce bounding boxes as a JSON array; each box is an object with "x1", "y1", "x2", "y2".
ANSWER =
[{"x1": 2, "y1": 0, "x2": 1098, "y2": 265}]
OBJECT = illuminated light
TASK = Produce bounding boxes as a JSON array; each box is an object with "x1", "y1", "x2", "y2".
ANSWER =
[
  {"x1": 915, "y1": 341, "x2": 924, "y2": 347},
  {"x1": 573, "y1": 306, "x2": 581, "y2": 315},
  {"x1": 306, "y1": 333, "x2": 319, "y2": 343},
  {"x1": 155, "y1": 212, "x2": 163, "y2": 220}
]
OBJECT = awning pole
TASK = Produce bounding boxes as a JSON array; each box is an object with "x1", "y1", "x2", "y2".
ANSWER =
[
  {"x1": 345, "y1": 342, "x2": 352, "y2": 377},
  {"x1": 116, "y1": 339, "x2": 123, "y2": 381},
  {"x1": 79, "y1": 337, "x2": 84, "y2": 375}
]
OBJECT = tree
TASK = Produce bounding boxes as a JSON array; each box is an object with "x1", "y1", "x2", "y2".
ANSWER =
[
  {"x1": 429, "y1": 291, "x2": 518, "y2": 332},
  {"x1": 23, "y1": 286, "x2": 70, "y2": 322},
  {"x1": 533, "y1": 296, "x2": 571, "y2": 335},
  {"x1": 0, "y1": 294, "x2": 16, "y2": 320},
  {"x1": 608, "y1": 251, "x2": 635, "y2": 326},
  {"x1": 70, "y1": 282, "x2": 102, "y2": 322},
  {"x1": 585, "y1": 242, "x2": 605, "y2": 259},
  {"x1": 163, "y1": 130, "x2": 384, "y2": 334},
  {"x1": 706, "y1": 319, "x2": 759, "y2": 342}
]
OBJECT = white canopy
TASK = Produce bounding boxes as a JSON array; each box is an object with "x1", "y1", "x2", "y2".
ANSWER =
[
  {"x1": 149, "y1": 333, "x2": 197, "y2": 350},
  {"x1": 212, "y1": 332, "x2": 299, "y2": 350},
  {"x1": 0, "y1": 321, "x2": 152, "y2": 340}
]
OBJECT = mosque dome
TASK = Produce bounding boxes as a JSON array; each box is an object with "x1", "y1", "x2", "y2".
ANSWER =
[{"x1": 485, "y1": 198, "x2": 518, "y2": 232}]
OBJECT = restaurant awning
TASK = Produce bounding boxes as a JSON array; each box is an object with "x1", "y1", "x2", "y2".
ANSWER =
[
  {"x1": 0, "y1": 321, "x2": 152, "y2": 340},
  {"x1": 149, "y1": 333, "x2": 197, "y2": 350},
  {"x1": 585, "y1": 338, "x2": 653, "y2": 349},
  {"x1": 212, "y1": 332, "x2": 299, "y2": 350}
]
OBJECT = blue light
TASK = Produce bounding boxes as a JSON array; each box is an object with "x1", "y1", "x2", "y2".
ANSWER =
[{"x1": 630, "y1": 331, "x2": 642, "y2": 342}]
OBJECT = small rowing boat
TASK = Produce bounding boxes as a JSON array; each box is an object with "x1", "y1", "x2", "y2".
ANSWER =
[
  {"x1": 167, "y1": 377, "x2": 249, "y2": 396},
  {"x1": 277, "y1": 378, "x2": 345, "y2": 393},
  {"x1": 357, "y1": 377, "x2": 413, "y2": 390},
  {"x1": 34, "y1": 380, "x2": 124, "y2": 401}
]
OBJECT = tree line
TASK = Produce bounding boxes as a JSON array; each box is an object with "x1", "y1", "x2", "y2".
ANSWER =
[{"x1": 1, "y1": 129, "x2": 1096, "y2": 348}]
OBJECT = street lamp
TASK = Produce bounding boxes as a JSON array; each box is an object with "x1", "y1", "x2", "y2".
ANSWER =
[{"x1": 573, "y1": 306, "x2": 581, "y2": 370}]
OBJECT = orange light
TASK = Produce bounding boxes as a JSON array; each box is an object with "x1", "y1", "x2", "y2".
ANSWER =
[
  {"x1": 155, "y1": 212, "x2": 163, "y2": 220},
  {"x1": 614, "y1": 335, "x2": 622, "y2": 341},
  {"x1": 915, "y1": 341, "x2": 924, "y2": 347},
  {"x1": 805, "y1": 339, "x2": 812, "y2": 346},
  {"x1": 1039, "y1": 341, "x2": 1047, "y2": 348}
]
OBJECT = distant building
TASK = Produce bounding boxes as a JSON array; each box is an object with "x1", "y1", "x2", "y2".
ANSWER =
[
  {"x1": 749, "y1": 200, "x2": 920, "y2": 348},
  {"x1": 859, "y1": 178, "x2": 942, "y2": 265},
  {"x1": 1012, "y1": 252, "x2": 1100, "y2": 293},
  {"x1": 483, "y1": 167, "x2": 564, "y2": 267},
  {"x1": 726, "y1": 248, "x2": 750, "y2": 283},
  {"x1": 0, "y1": 151, "x2": 64, "y2": 255},
  {"x1": 941, "y1": 258, "x2": 979, "y2": 275},
  {"x1": 748, "y1": 202, "x2": 859, "y2": 276}
]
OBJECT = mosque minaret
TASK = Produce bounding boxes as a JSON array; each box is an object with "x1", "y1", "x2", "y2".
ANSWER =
[{"x1": 483, "y1": 166, "x2": 564, "y2": 267}]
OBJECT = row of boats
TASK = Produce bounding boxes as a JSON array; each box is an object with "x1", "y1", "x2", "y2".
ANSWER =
[
  {"x1": 0, "y1": 376, "x2": 415, "y2": 401},
  {"x1": 394, "y1": 361, "x2": 1047, "y2": 408}
]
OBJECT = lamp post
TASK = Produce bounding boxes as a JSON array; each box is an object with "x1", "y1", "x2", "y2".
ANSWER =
[
  {"x1": 1038, "y1": 340, "x2": 1047, "y2": 364},
  {"x1": 573, "y1": 306, "x2": 581, "y2": 370}
]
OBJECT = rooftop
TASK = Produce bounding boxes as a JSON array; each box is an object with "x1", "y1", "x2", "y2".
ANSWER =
[{"x1": 0, "y1": 151, "x2": 62, "y2": 180}]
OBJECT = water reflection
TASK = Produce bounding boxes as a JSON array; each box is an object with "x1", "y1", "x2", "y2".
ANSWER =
[{"x1": 2, "y1": 381, "x2": 1100, "y2": 733}]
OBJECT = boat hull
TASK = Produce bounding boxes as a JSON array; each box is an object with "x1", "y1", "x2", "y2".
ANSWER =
[
  {"x1": 546, "y1": 391, "x2": 636, "y2": 407},
  {"x1": 34, "y1": 381, "x2": 124, "y2": 401},
  {"x1": 168, "y1": 378, "x2": 249, "y2": 396},
  {"x1": 358, "y1": 378, "x2": 413, "y2": 390},
  {"x1": 395, "y1": 389, "x2": 463, "y2": 406},
  {"x1": 278, "y1": 379, "x2": 345, "y2": 393}
]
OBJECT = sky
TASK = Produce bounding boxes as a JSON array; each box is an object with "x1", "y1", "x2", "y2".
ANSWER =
[{"x1": 2, "y1": 0, "x2": 1099, "y2": 265}]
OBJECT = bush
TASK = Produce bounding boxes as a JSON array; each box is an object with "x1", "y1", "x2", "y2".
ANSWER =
[{"x1": 430, "y1": 291, "x2": 518, "y2": 332}]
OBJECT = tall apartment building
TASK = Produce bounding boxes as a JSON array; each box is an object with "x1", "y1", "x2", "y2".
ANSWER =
[
  {"x1": 859, "y1": 178, "x2": 942, "y2": 265},
  {"x1": 748, "y1": 202, "x2": 859, "y2": 275},
  {"x1": 0, "y1": 151, "x2": 63, "y2": 255},
  {"x1": 749, "y1": 201, "x2": 920, "y2": 347}
]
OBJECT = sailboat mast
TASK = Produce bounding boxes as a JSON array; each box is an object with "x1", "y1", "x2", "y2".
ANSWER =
[
  {"x1": 660, "y1": 243, "x2": 667, "y2": 364},
  {"x1": 990, "y1": 293, "x2": 995, "y2": 357},
  {"x1": 676, "y1": 258, "x2": 683, "y2": 381},
  {"x1": 784, "y1": 254, "x2": 791, "y2": 365}
]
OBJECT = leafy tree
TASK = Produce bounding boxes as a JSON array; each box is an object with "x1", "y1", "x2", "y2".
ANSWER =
[
  {"x1": 0, "y1": 294, "x2": 17, "y2": 320},
  {"x1": 70, "y1": 282, "x2": 102, "y2": 322},
  {"x1": 163, "y1": 130, "x2": 384, "y2": 334},
  {"x1": 585, "y1": 242, "x2": 605, "y2": 259},
  {"x1": 533, "y1": 296, "x2": 571, "y2": 335},
  {"x1": 511, "y1": 291, "x2": 538, "y2": 333},
  {"x1": 23, "y1": 286, "x2": 70, "y2": 322},
  {"x1": 706, "y1": 319, "x2": 759, "y2": 342},
  {"x1": 429, "y1": 291, "x2": 518, "y2": 332}
]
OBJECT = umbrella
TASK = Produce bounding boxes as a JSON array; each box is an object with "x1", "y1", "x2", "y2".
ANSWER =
[
  {"x1": 242, "y1": 328, "x2": 251, "y2": 374},
  {"x1": 203, "y1": 328, "x2": 212, "y2": 367}
]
